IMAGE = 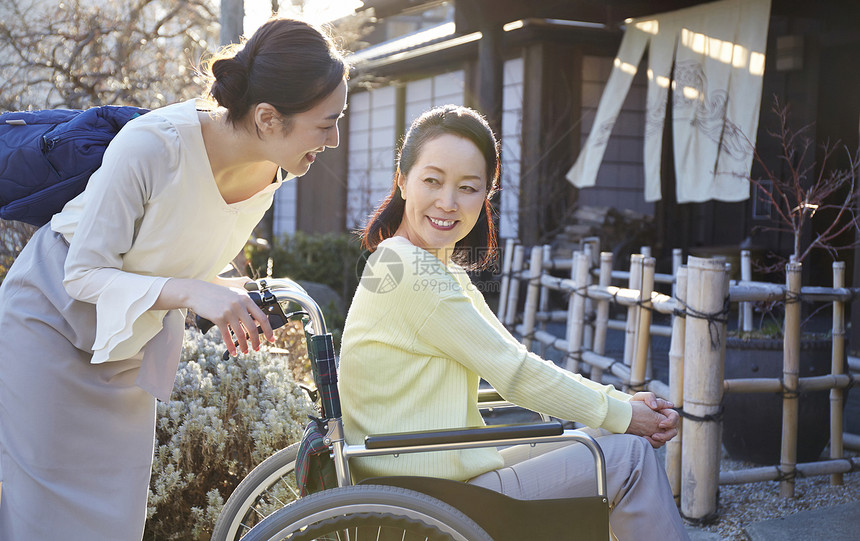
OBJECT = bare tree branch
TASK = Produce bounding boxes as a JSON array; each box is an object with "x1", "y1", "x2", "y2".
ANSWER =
[
  {"x1": 743, "y1": 97, "x2": 860, "y2": 274},
  {"x1": 0, "y1": 0, "x2": 217, "y2": 111}
]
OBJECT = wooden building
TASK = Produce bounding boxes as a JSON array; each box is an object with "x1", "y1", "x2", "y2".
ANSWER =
[{"x1": 277, "y1": 0, "x2": 860, "y2": 329}]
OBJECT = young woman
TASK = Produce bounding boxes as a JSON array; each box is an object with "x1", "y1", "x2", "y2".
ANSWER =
[
  {"x1": 339, "y1": 105, "x2": 689, "y2": 540},
  {"x1": 0, "y1": 18, "x2": 348, "y2": 540}
]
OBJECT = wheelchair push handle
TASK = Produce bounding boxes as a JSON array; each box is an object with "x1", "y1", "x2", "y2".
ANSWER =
[
  {"x1": 195, "y1": 278, "x2": 341, "y2": 419},
  {"x1": 195, "y1": 278, "x2": 328, "y2": 350},
  {"x1": 196, "y1": 278, "x2": 319, "y2": 331},
  {"x1": 194, "y1": 290, "x2": 289, "y2": 338},
  {"x1": 254, "y1": 279, "x2": 340, "y2": 419}
]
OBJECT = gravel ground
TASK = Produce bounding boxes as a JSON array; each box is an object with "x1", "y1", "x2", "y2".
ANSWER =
[{"x1": 682, "y1": 448, "x2": 860, "y2": 540}]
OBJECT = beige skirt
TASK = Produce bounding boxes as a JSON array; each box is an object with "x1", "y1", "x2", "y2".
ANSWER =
[{"x1": 0, "y1": 226, "x2": 155, "y2": 541}]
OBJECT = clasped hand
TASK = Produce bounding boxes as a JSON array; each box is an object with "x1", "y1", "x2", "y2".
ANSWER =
[{"x1": 625, "y1": 392, "x2": 680, "y2": 448}]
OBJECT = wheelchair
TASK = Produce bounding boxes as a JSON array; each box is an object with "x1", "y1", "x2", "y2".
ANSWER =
[{"x1": 211, "y1": 279, "x2": 611, "y2": 541}]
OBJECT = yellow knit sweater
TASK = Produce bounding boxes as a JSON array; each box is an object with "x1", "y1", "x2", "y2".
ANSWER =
[{"x1": 339, "y1": 237, "x2": 632, "y2": 482}]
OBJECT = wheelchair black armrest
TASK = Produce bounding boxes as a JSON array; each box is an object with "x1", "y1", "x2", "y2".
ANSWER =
[{"x1": 364, "y1": 421, "x2": 564, "y2": 449}]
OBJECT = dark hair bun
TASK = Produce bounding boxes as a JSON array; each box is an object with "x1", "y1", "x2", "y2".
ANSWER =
[
  {"x1": 209, "y1": 56, "x2": 250, "y2": 114},
  {"x1": 203, "y1": 18, "x2": 348, "y2": 127}
]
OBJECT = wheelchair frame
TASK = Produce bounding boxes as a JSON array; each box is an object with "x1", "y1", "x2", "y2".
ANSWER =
[{"x1": 213, "y1": 279, "x2": 611, "y2": 541}]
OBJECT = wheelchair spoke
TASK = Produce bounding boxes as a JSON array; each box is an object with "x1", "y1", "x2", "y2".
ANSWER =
[
  {"x1": 264, "y1": 484, "x2": 292, "y2": 509},
  {"x1": 214, "y1": 441, "x2": 303, "y2": 537},
  {"x1": 242, "y1": 475, "x2": 301, "y2": 529}
]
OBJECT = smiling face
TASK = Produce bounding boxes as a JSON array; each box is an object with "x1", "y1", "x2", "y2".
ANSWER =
[
  {"x1": 394, "y1": 133, "x2": 489, "y2": 264},
  {"x1": 266, "y1": 79, "x2": 348, "y2": 176}
]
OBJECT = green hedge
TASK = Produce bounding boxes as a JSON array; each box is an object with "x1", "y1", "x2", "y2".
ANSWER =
[{"x1": 247, "y1": 231, "x2": 366, "y2": 304}]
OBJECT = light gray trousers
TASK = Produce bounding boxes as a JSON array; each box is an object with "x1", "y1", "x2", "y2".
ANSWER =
[{"x1": 468, "y1": 432, "x2": 689, "y2": 541}]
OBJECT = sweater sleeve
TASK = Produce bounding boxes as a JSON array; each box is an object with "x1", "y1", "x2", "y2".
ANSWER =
[
  {"x1": 409, "y1": 265, "x2": 632, "y2": 434},
  {"x1": 467, "y1": 278, "x2": 634, "y2": 404},
  {"x1": 59, "y1": 118, "x2": 177, "y2": 363}
]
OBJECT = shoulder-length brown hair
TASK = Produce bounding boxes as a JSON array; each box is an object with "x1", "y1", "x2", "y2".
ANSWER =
[{"x1": 361, "y1": 105, "x2": 500, "y2": 270}]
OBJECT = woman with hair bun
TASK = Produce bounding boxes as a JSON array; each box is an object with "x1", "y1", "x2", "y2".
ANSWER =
[{"x1": 0, "y1": 18, "x2": 348, "y2": 540}]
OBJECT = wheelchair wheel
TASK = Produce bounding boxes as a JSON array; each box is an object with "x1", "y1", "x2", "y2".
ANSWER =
[
  {"x1": 212, "y1": 443, "x2": 301, "y2": 541},
  {"x1": 242, "y1": 484, "x2": 494, "y2": 541}
]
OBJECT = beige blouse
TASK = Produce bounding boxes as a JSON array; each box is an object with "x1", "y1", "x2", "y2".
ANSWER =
[{"x1": 51, "y1": 99, "x2": 288, "y2": 400}]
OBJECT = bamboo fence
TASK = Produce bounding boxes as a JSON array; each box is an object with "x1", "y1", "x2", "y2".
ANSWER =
[{"x1": 498, "y1": 241, "x2": 860, "y2": 522}]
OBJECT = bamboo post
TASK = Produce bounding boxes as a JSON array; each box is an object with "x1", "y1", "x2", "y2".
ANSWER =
[
  {"x1": 497, "y1": 238, "x2": 516, "y2": 319},
  {"x1": 631, "y1": 257, "x2": 656, "y2": 391},
  {"x1": 645, "y1": 256, "x2": 655, "y2": 384},
  {"x1": 640, "y1": 249, "x2": 655, "y2": 383},
  {"x1": 624, "y1": 254, "x2": 644, "y2": 371},
  {"x1": 521, "y1": 247, "x2": 543, "y2": 351},
  {"x1": 582, "y1": 243, "x2": 596, "y2": 354},
  {"x1": 666, "y1": 265, "x2": 687, "y2": 504},
  {"x1": 681, "y1": 257, "x2": 728, "y2": 522},
  {"x1": 740, "y1": 250, "x2": 753, "y2": 332},
  {"x1": 780, "y1": 261, "x2": 802, "y2": 498},
  {"x1": 591, "y1": 252, "x2": 613, "y2": 382},
  {"x1": 582, "y1": 237, "x2": 601, "y2": 267},
  {"x1": 565, "y1": 251, "x2": 589, "y2": 373},
  {"x1": 672, "y1": 248, "x2": 683, "y2": 276},
  {"x1": 537, "y1": 245, "x2": 552, "y2": 357},
  {"x1": 504, "y1": 244, "x2": 525, "y2": 328},
  {"x1": 831, "y1": 261, "x2": 846, "y2": 485}
]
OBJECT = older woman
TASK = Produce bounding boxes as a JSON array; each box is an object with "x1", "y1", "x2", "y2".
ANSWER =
[{"x1": 339, "y1": 104, "x2": 688, "y2": 540}]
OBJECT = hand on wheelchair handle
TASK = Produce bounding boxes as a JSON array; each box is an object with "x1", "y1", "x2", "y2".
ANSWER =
[
  {"x1": 196, "y1": 287, "x2": 269, "y2": 333},
  {"x1": 195, "y1": 285, "x2": 292, "y2": 359}
]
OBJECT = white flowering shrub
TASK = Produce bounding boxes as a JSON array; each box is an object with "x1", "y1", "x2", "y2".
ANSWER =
[{"x1": 144, "y1": 325, "x2": 316, "y2": 540}]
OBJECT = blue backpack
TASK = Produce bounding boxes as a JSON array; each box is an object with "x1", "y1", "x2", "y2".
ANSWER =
[{"x1": 0, "y1": 105, "x2": 149, "y2": 226}]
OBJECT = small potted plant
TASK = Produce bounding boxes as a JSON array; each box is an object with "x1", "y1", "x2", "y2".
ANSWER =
[{"x1": 722, "y1": 97, "x2": 859, "y2": 464}]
